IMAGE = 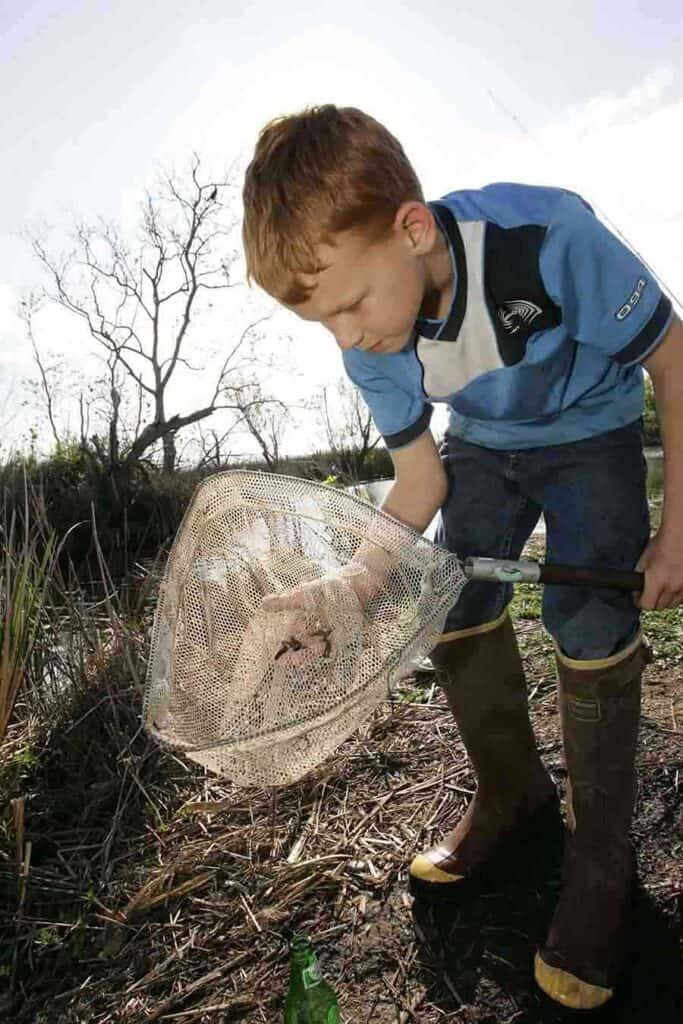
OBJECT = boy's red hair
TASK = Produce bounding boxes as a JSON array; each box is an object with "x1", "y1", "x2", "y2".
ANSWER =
[{"x1": 242, "y1": 105, "x2": 424, "y2": 303}]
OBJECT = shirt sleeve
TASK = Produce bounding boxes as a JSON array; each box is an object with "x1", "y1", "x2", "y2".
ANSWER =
[
  {"x1": 540, "y1": 192, "x2": 673, "y2": 365},
  {"x1": 341, "y1": 346, "x2": 433, "y2": 450}
]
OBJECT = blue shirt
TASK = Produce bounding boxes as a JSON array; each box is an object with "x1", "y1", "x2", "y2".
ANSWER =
[{"x1": 342, "y1": 183, "x2": 673, "y2": 450}]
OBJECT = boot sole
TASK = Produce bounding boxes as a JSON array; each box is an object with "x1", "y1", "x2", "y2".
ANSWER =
[{"x1": 408, "y1": 792, "x2": 563, "y2": 905}]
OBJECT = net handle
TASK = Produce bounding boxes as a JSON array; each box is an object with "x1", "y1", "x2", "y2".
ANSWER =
[{"x1": 464, "y1": 557, "x2": 644, "y2": 592}]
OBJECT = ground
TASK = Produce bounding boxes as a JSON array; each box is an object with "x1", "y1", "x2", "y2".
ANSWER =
[{"x1": 0, "y1": 575, "x2": 681, "y2": 1023}]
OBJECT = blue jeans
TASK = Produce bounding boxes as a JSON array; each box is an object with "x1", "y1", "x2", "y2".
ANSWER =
[{"x1": 436, "y1": 420, "x2": 650, "y2": 659}]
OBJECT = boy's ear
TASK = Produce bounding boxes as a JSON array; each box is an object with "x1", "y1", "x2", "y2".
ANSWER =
[{"x1": 394, "y1": 201, "x2": 434, "y2": 253}]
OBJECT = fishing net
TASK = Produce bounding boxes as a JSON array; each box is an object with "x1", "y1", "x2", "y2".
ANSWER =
[{"x1": 143, "y1": 471, "x2": 466, "y2": 786}]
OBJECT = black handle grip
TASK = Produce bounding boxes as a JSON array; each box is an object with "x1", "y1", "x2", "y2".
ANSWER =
[{"x1": 538, "y1": 564, "x2": 644, "y2": 592}]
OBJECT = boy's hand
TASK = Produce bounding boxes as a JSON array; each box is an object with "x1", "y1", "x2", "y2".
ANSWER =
[
  {"x1": 635, "y1": 530, "x2": 683, "y2": 610},
  {"x1": 256, "y1": 564, "x2": 384, "y2": 665},
  {"x1": 230, "y1": 569, "x2": 375, "y2": 690},
  {"x1": 260, "y1": 563, "x2": 381, "y2": 615}
]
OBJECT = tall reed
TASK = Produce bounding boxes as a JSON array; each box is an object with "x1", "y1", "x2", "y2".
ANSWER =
[
  {"x1": 0, "y1": 503, "x2": 59, "y2": 740},
  {"x1": 0, "y1": 470, "x2": 91, "y2": 741}
]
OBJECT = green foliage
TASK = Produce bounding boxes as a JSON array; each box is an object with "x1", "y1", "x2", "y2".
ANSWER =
[
  {"x1": 12, "y1": 745, "x2": 37, "y2": 768},
  {"x1": 52, "y1": 438, "x2": 90, "y2": 469},
  {"x1": 35, "y1": 927, "x2": 61, "y2": 948},
  {"x1": 642, "y1": 376, "x2": 661, "y2": 445},
  {"x1": 398, "y1": 685, "x2": 429, "y2": 704},
  {"x1": 511, "y1": 583, "x2": 542, "y2": 620},
  {"x1": 0, "y1": 443, "x2": 395, "y2": 578},
  {"x1": 0, "y1": 457, "x2": 201, "y2": 577},
  {"x1": 0, "y1": 509, "x2": 59, "y2": 741},
  {"x1": 641, "y1": 606, "x2": 681, "y2": 662}
]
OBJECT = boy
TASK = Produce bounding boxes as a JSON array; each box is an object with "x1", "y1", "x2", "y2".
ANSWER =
[{"x1": 242, "y1": 105, "x2": 682, "y2": 1010}]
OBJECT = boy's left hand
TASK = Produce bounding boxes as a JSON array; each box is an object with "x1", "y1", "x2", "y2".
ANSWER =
[{"x1": 635, "y1": 530, "x2": 683, "y2": 610}]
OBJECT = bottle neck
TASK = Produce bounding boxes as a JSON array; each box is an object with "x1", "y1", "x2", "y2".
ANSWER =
[{"x1": 290, "y1": 934, "x2": 314, "y2": 963}]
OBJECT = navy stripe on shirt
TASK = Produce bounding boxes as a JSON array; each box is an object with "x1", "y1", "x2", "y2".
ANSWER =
[
  {"x1": 384, "y1": 404, "x2": 433, "y2": 451},
  {"x1": 613, "y1": 294, "x2": 673, "y2": 365}
]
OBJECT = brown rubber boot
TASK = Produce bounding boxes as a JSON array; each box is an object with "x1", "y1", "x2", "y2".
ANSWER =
[
  {"x1": 409, "y1": 612, "x2": 558, "y2": 899},
  {"x1": 535, "y1": 636, "x2": 648, "y2": 1010}
]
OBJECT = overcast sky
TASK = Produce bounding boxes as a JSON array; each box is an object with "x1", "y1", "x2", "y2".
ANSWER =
[{"x1": 1, "y1": 0, "x2": 681, "y2": 455}]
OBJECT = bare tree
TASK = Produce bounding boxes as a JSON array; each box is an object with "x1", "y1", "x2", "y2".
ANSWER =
[
  {"x1": 315, "y1": 377, "x2": 380, "y2": 483},
  {"x1": 0, "y1": 378, "x2": 21, "y2": 446},
  {"x1": 27, "y1": 154, "x2": 275, "y2": 473},
  {"x1": 183, "y1": 417, "x2": 247, "y2": 470},
  {"x1": 19, "y1": 294, "x2": 64, "y2": 449},
  {"x1": 230, "y1": 381, "x2": 296, "y2": 470},
  {"x1": 192, "y1": 423, "x2": 233, "y2": 469},
  {"x1": 19, "y1": 292, "x2": 154, "y2": 467}
]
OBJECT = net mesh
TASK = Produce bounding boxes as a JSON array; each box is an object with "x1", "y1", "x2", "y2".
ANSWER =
[{"x1": 143, "y1": 471, "x2": 466, "y2": 787}]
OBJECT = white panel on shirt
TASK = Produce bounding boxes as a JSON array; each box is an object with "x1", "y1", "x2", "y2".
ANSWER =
[{"x1": 416, "y1": 221, "x2": 503, "y2": 399}]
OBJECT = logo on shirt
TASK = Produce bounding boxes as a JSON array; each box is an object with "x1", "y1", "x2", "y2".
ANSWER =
[
  {"x1": 616, "y1": 278, "x2": 647, "y2": 321},
  {"x1": 497, "y1": 299, "x2": 543, "y2": 335}
]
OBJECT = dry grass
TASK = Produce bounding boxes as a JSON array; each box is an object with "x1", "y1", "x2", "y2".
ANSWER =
[{"x1": 0, "y1": 552, "x2": 681, "y2": 1022}]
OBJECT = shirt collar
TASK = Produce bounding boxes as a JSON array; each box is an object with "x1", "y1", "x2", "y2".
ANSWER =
[{"x1": 413, "y1": 201, "x2": 468, "y2": 342}]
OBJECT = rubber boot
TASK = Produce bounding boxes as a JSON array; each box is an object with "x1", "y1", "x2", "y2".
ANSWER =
[
  {"x1": 409, "y1": 611, "x2": 558, "y2": 899},
  {"x1": 535, "y1": 635, "x2": 648, "y2": 1010}
]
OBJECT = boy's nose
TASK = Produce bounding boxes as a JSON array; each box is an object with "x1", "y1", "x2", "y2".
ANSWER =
[{"x1": 325, "y1": 312, "x2": 362, "y2": 350}]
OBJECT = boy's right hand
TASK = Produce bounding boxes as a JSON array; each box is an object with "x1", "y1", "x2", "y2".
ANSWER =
[
  {"x1": 255, "y1": 563, "x2": 385, "y2": 667},
  {"x1": 232, "y1": 565, "x2": 382, "y2": 685}
]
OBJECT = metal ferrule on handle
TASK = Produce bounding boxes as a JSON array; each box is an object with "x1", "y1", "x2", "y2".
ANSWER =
[{"x1": 463, "y1": 557, "x2": 644, "y2": 593}]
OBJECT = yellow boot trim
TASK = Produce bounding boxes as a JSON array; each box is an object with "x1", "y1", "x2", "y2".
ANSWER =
[
  {"x1": 534, "y1": 952, "x2": 613, "y2": 1010},
  {"x1": 438, "y1": 606, "x2": 510, "y2": 644},
  {"x1": 553, "y1": 630, "x2": 643, "y2": 672},
  {"x1": 409, "y1": 853, "x2": 464, "y2": 884}
]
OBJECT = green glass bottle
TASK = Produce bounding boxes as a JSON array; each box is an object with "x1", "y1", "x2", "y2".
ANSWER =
[{"x1": 283, "y1": 933, "x2": 341, "y2": 1023}]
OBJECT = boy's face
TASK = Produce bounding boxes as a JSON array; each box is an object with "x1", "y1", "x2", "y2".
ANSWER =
[{"x1": 284, "y1": 201, "x2": 450, "y2": 354}]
